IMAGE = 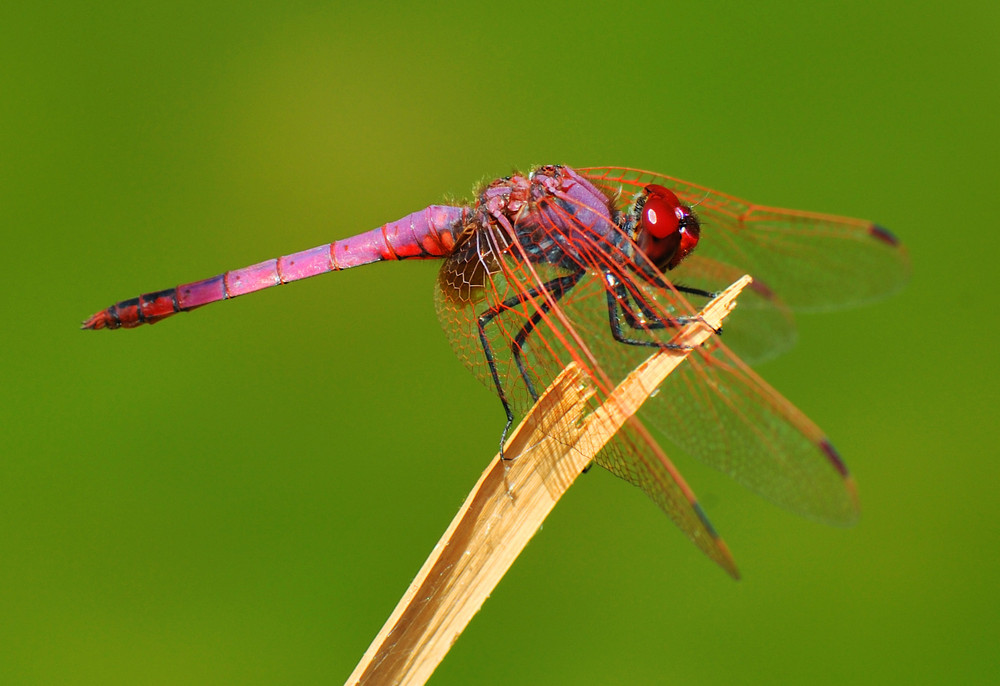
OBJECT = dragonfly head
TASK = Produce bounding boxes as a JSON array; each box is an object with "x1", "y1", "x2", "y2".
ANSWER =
[{"x1": 634, "y1": 184, "x2": 700, "y2": 271}]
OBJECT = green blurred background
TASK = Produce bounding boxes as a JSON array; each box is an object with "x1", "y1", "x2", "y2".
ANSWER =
[{"x1": 3, "y1": 1, "x2": 997, "y2": 683}]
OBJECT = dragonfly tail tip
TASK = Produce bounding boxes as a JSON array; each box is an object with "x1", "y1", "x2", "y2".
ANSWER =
[{"x1": 81, "y1": 310, "x2": 111, "y2": 330}]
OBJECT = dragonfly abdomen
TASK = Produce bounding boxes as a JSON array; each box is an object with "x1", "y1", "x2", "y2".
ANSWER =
[{"x1": 82, "y1": 205, "x2": 467, "y2": 329}]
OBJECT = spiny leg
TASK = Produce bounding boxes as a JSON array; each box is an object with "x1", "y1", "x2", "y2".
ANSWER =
[
  {"x1": 508, "y1": 270, "x2": 586, "y2": 470},
  {"x1": 605, "y1": 276, "x2": 710, "y2": 348},
  {"x1": 623, "y1": 283, "x2": 723, "y2": 335},
  {"x1": 510, "y1": 271, "x2": 584, "y2": 402},
  {"x1": 676, "y1": 284, "x2": 717, "y2": 300},
  {"x1": 477, "y1": 270, "x2": 583, "y2": 457},
  {"x1": 477, "y1": 309, "x2": 516, "y2": 456},
  {"x1": 674, "y1": 285, "x2": 724, "y2": 335},
  {"x1": 645, "y1": 272, "x2": 717, "y2": 301}
]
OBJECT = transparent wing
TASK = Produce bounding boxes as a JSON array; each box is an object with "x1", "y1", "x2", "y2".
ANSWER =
[
  {"x1": 652, "y1": 340, "x2": 858, "y2": 525},
  {"x1": 579, "y1": 166, "x2": 910, "y2": 311}
]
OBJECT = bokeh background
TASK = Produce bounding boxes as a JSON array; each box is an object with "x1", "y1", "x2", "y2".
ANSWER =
[{"x1": 3, "y1": 2, "x2": 997, "y2": 684}]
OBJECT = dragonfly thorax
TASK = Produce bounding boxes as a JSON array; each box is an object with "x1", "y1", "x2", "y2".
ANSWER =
[{"x1": 475, "y1": 166, "x2": 624, "y2": 271}]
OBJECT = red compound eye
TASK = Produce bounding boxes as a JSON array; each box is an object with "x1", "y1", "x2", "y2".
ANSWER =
[
  {"x1": 641, "y1": 185, "x2": 683, "y2": 239},
  {"x1": 637, "y1": 184, "x2": 700, "y2": 271}
]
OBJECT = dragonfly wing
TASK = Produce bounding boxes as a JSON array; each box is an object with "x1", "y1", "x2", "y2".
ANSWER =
[
  {"x1": 579, "y1": 166, "x2": 910, "y2": 311},
  {"x1": 597, "y1": 417, "x2": 739, "y2": 578},
  {"x1": 645, "y1": 340, "x2": 859, "y2": 525}
]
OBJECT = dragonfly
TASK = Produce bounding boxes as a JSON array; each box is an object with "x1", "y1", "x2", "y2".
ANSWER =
[{"x1": 83, "y1": 165, "x2": 908, "y2": 578}]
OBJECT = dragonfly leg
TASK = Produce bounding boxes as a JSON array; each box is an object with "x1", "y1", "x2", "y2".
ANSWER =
[
  {"x1": 606, "y1": 280, "x2": 695, "y2": 349},
  {"x1": 676, "y1": 284, "x2": 717, "y2": 300},
  {"x1": 612, "y1": 280, "x2": 726, "y2": 338},
  {"x1": 510, "y1": 272, "x2": 584, "y2": 402},
  {"x1": 476, "y1": 313, "x2": 517, "y2": 458},
  {"x1": 623, "y1": 281, "x2": 716, "y2": 331},
  {"x1": 672, "y1": 285, "x2": 724, "y2": 334},
  {"x1": 477, "y1": 270, "x2": 584, "y2": 458}
]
